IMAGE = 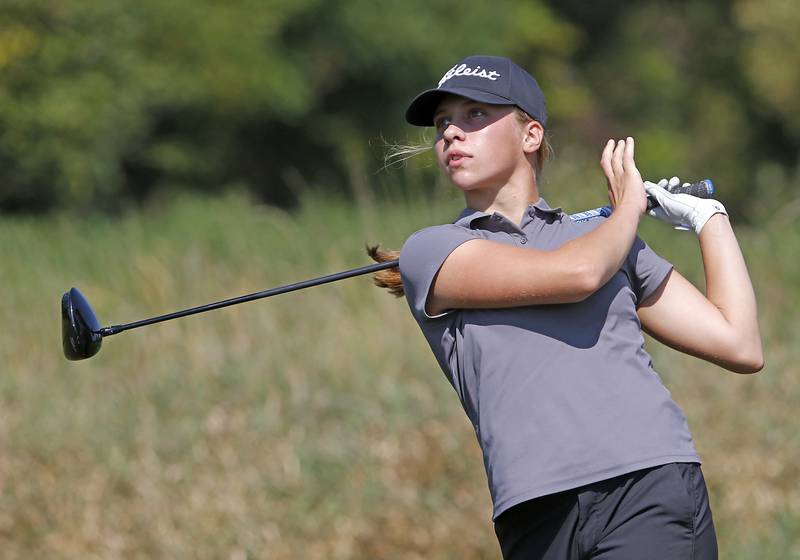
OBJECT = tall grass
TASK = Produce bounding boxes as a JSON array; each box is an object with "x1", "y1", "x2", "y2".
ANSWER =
[{"x1": 0, "y1": 182, "x2": 798, "y2": 558}]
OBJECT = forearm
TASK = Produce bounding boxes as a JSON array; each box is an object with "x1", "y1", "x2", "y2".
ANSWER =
[
  {"x1": 425, "y1": 204, "x2": 643, "y2": 313},
  {"x1": 698, "y1": 214, "x2": 763, "y2": 365}
]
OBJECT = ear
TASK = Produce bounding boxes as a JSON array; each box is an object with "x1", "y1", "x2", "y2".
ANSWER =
[{"x1": 522, "y1": 120, "x2": 544, "y2": 154}]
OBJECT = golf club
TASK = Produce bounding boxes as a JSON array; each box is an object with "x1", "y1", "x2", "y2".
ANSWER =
[
  {"x1": 62, "y1": 260, "x2": 399, "y2": 361},
  {"x1": 62, "y1": 179, "x2": 714, "y2": 361}
]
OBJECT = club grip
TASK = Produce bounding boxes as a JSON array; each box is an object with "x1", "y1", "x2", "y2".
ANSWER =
[
  {"x1": 647, "y1": 178, "x2": 715, "y2": 210},
  {"x1": 668, "y1": 178, "x2": 715, "y2": 198},
  {"x1": 570, "y1": 178, "x2": 716, "y2": 223}
]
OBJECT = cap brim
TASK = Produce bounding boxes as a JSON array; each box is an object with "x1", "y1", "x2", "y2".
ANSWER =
[{"x1": 405, "y1": 87, "x2": 515, "y2": 126}]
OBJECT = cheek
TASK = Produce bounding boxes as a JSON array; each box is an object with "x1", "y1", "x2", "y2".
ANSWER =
[
  {"x1": 434, "y1": 141, "x2": 448, "y2": 169},
  {"x1": 477, "y1": 130, "x2": 520, "y2": 167}
]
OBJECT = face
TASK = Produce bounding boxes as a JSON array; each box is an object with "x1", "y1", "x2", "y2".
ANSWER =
[{"x1": 432, "y1": 96, "x2": 531, "y2": 192}]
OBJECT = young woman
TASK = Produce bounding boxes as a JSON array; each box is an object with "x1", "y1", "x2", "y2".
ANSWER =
[{"x1": 369, "y1": 55, "x2": 762, "y2": 559}]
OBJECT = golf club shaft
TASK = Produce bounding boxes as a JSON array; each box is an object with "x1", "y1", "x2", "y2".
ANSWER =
[
  {"x1": 100, "y1": 259, "x2": 399, "y2": 336},
  {"x1": 100, "y1": 179, "x2": 714, "y2": 337}
]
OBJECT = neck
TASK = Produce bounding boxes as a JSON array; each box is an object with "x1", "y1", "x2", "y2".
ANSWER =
[{"x1": 464, "y1": 171, "x2": 541, "y2": 226}]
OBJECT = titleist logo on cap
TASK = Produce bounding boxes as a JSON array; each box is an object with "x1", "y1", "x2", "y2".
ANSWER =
[{"x1": 438, "y1": 63, "x2": 502, "y2": 88}]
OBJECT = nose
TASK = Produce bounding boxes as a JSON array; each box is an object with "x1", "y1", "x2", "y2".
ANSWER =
[{"x1": 441, "y1": 122, "x2": 465, "y2": 143}]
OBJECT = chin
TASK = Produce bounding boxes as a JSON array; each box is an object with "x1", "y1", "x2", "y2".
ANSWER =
[
  {"x1": 443, "y1": 171, "x2": 478, "y2": 190},
  {"x1": 449, "y1": 181, "x2": 480, "y2": 194},
  {"x1": 450, "y1": 176, "x2": 495, "y2": 193}
]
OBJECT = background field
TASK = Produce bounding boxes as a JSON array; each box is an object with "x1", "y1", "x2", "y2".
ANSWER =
[{"x1": 1, "y1": 178, "x2": 798, "y2": 558}]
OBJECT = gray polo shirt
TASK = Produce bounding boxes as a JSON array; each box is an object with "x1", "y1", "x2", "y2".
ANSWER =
[{"x1": 399, "y1": 198, "x2": 699, "y2": 520}]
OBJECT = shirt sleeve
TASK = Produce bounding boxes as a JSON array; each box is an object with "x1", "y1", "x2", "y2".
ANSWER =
[
  {"x1": 626, "y1": 236, "x2": 674, "y2": 305},
  {"x1": 399, "y1": 224, "x2": 481, "y2": 320}
]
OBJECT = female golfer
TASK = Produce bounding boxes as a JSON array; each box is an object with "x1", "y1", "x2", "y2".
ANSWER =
[{"x1": 370, "y1": 55, "x2": 762, "y2": 559}]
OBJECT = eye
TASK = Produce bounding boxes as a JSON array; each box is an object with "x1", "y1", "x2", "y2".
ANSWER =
[
  {"x1": 434, "y1": 116, "x2": 451, "y2": 133},
  {"x1": 468, "y1": 107, "x2": 486, "y2": 118}
]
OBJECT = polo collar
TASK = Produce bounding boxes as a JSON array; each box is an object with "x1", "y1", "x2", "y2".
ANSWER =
[{"x1": 453, "y1": 197, "x2": 563, "y2": 228}]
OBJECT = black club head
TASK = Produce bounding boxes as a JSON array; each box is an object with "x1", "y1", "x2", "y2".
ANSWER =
[{"x1": 61, "y1": 287, "x2": 103, "y2": 360}]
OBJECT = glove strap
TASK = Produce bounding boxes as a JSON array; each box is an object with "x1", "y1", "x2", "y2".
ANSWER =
[{"x1": 693, "y1": 200, "x2": 727, "y2": 234}]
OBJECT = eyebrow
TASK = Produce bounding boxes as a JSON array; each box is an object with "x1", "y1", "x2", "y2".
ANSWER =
[
  {"x1": 433, "y1": 100, "x2": 485, "y2": 122},
  {"x1": 432, "y1": 107, "x2": 450, "y2": 122}
]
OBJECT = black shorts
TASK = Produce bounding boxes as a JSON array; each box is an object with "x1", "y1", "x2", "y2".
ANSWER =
[{"x1": 493, "y1": 462, "x2": 717, "y2": 559}]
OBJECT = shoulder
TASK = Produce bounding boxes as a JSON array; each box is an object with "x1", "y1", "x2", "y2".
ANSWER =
[
  {"x1": 401, "y1": 224, "x2": 480, "y2": 257},
  {"x1": 403, "y1": 222, "x2": 476, "y2": 241},
  {"x1": 398, "y1": 224, "x2": 482, "y2": 321},
  {"x1": 399, "y1": 223, "x2": 482, "y2": 285}
]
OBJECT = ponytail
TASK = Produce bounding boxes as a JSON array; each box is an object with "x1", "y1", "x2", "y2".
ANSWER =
[{"x1": 365, "y1": 245, "x2": 404, "y2": 297}]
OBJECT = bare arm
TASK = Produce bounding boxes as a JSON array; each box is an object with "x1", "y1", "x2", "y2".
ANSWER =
[
  {"x1": 637, "y1": 214, "x2": 764, "y2": 373},
  {"x1": 427, "y1": 138, "x2": 647, "y2": 315}
]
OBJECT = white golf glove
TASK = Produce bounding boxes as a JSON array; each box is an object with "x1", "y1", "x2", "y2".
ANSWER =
[{"x1": 644, "y1": 177, "x2": 727, "y2": 234}]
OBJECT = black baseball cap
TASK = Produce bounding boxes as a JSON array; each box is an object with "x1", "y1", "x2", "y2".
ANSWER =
[{"x1": 405, "y1": 55, "x2": 548, "y2": 128}]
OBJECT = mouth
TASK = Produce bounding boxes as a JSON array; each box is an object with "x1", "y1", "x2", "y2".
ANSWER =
[{"x1": 446, "y1": 151, "x2": 470, "y2": 167}]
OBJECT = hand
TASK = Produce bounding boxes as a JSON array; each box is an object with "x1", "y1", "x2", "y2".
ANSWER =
[
  {"x1": 644, "y1": 177, "x2": 728, "y2": 234},
  {"x1": 651, "y1": 177, "x2": 691, "y2": 230},
  {"x1": 600, "y1": 137, "x2": 647, "y2": 215}
]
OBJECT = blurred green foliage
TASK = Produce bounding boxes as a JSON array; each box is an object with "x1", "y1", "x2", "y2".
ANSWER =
[{"x1": 0, "y1": 0, "x2": 798, "y2": 217}]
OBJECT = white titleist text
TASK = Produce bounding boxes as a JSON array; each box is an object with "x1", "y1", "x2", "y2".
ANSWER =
[{"x1": 438, "y1": 64, "x2": 501, "y2": 88}]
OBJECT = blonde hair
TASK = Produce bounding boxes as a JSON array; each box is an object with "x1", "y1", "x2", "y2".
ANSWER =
[{"x1": 370, "y1": 107, "x2": 553, "y2": 297}]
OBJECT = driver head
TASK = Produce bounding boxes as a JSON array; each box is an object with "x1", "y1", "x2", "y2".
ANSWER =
[{"x1": 61, "y1": 287, "x2": 103, "y2": 360}]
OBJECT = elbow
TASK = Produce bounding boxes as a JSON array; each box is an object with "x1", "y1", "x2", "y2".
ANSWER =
[
  {"x1": 725, "y1": 342, "x2": 765, "y2": 374},
  {"x1": 566, "y1": 263, "x2": 605, "y2": 302},
  {"x1": 547, "y1": 248, "x2": 607, "y2": 303},
  {"x1": 733, "y1": 353, "x2": 764, "y2": 374}
]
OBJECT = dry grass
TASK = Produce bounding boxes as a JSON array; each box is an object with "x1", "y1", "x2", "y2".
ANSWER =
[{"x1": 0, "y1": 186, "x2": 797, "y2": 558}]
